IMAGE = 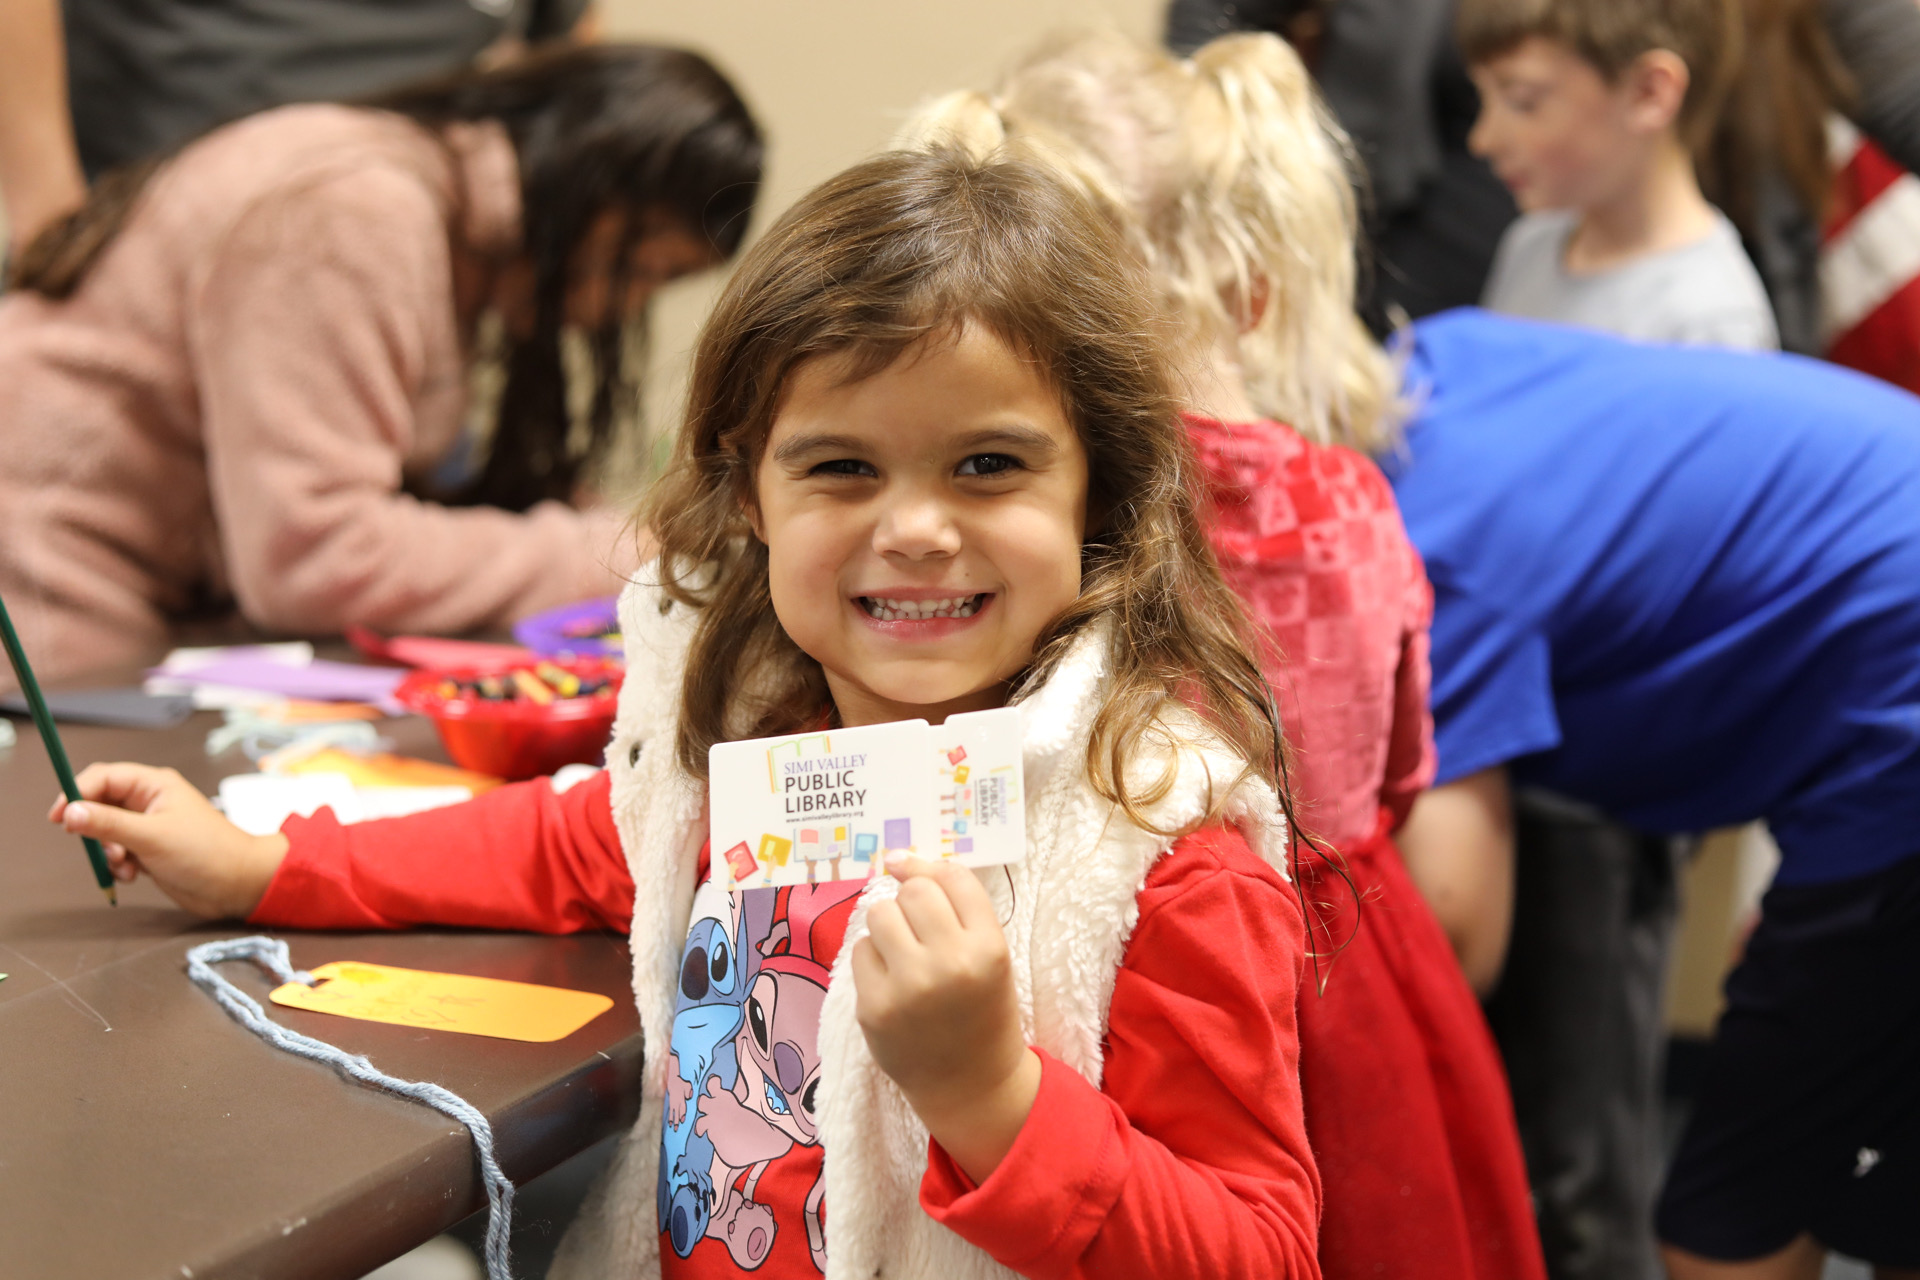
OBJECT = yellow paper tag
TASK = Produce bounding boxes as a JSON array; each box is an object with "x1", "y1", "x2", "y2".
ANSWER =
[{"x1": 270, "y1": 961, "x2": 614, "y2": 1043}]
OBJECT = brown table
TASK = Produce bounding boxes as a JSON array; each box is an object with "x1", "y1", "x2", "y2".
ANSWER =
[{"x1": 0, "y1": 704, "x2": 643, "y2": 1279}]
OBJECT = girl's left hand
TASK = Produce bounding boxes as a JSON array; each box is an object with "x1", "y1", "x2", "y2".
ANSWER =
[{"x1": 851, "y1": 854, "x2": 1042, "y2": 1183}]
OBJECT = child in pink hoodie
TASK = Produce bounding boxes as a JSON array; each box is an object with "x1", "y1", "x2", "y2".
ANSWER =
[{"x1": 0, "y1": 45, "x2": 759, "y2": 686}]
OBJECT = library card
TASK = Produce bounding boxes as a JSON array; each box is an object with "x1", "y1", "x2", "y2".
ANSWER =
[
  {"x1": 271, "y1": 961, "x2": 614, "y2": 1043},
  {"x1": 709, "y1": 706, "x2": 1025, "y2": 889}
]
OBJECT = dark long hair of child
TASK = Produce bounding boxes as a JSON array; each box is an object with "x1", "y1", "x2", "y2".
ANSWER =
[{"x1": 8, "y1": 43, "x2": 764, "y2": 514}]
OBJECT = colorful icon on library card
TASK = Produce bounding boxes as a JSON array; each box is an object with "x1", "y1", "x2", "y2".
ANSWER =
[
  {"x1": 721, "y1": 840, "x2": 758, "y2": 887},
  {"x1": 853, "y1": 832, "x2": 878, "y2": 862},
  {"x1": 930, "y1": 707, "x2": 1027, "y2": 866},
  {"x1": 884, "y1": 818, "x2": 913, "y2": 852},
  {"x1": 757, "y1": 833, "x2": 792, "y2": 869}
]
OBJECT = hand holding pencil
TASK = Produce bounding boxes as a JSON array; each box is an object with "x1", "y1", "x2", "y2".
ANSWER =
[
  {"x1": 50, "y1": 763, "x2": 287, "y2": 919},
  {"x1": 2, "y1": 584, "x2": 284, "y2": 916}
]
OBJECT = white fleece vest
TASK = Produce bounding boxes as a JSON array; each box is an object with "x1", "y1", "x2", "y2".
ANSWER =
[{"x1": 549, "y1": 576, "x2": 1292, "y2": 1280}]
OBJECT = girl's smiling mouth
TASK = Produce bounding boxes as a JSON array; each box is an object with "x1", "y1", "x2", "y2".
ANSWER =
[{"x1": 855, "y1": 591, "x2": 994, "y2": 632}]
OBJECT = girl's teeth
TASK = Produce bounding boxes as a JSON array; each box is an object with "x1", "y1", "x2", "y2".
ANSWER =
[{"x1": 863, "y1": 595, "x2": 981, "y2": 621}]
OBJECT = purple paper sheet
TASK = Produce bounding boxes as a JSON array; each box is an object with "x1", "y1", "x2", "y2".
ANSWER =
[
  {"x1": 150, "y1": 656, "x2": 406, "y2": 705},
  {"x1": 513, "y1": 596, "x2": 622, "y2": 659}
]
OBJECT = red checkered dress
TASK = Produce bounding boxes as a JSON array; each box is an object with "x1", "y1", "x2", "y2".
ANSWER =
[{"x1": 1190, "y1": 414, "x2": 1547, "y2": 1280}]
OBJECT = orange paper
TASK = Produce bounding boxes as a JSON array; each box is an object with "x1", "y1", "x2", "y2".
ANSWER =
[
  {"x1": 278, "y1": 748, "x2": 502, "y2": 792},
  {"x1": 272, "y1": 700, "x2": 386, "y2": 723},
  {"x1": 270, "y1": 961, "x2": 614, "y2": 1042}
]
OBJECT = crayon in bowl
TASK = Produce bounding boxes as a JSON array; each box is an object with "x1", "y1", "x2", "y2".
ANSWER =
[{"x1": 432, "y1": 662, "x2": 613, "y2": 705}]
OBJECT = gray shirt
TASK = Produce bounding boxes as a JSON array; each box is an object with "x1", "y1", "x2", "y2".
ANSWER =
[{"x1": 1483, "y1": 209, "x2": 1780, "y2": 350}]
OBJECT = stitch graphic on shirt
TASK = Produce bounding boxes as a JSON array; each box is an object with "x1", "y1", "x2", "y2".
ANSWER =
[
  {"x1": 662, "y1": 879, "x2": 862, "y2": 1274},
  {"x1": 659, "y1": 886, "x2": 770, "y2": 1260}
]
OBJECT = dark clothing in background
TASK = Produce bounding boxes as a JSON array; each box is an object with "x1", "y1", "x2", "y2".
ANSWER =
[
  {"x1": 1731, "y1": 0, "x2": 1920, "y2": 353},
  {"x1": 1655, "y1": 850, "x2": 1920, "y2": 1267},
  {"x1": 62, "y1": 0, "x2": 588, "y2": 177},
  {"x1": 1165, "y1": 0, "x2": 1516, "y2": 331},
  {"x1": 1829, "y1": 0, "x2": 1920, "y2": 172},
  {"x1": 1487, "y1": 795, "x2": 1686, "y2": 1280}
]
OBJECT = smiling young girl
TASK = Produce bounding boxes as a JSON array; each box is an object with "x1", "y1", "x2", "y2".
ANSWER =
[{"x1": 52, "y1": 149, "x2": 1324, "y2": 1280}]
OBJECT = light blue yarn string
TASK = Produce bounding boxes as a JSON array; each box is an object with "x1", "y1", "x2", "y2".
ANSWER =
[{"x1": 185, "y1": 936, "x2": 516, "y2": 1280}]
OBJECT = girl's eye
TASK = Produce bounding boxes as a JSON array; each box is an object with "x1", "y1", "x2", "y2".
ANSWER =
[
  {"x1": 811, "y1": 458, "x2": 876, "y2": 478},
  {"x1": 956, "y1": 453, "x2": 1021, "y2": 477}
]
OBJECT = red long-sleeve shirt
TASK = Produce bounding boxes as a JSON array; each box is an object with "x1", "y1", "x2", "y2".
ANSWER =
[{"x1": 256, "y1": 771, "x2": 1322, "y2": 1279}]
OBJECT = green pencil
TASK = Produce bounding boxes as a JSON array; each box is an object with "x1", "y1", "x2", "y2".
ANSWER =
[{"x1": 0, "y1": 588, "x2": 116, "y2": 905}]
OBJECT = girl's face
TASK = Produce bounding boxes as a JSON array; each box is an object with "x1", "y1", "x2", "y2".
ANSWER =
[{"x1": 752, "y1": 324, "x2": 1090, "y2": 728}]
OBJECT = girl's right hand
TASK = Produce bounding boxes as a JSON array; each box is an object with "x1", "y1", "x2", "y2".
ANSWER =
[{"x1": 48, "y1": 763, "x2": 288, "y2": 920}]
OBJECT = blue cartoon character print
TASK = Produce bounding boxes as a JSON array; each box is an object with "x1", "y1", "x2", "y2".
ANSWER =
[
  {"x1": 658, "y1": 881, "x2": 767, "y2": 1258},
  {"x1": 658, "y1": 878, "x2": 863, "y2": 1274}
]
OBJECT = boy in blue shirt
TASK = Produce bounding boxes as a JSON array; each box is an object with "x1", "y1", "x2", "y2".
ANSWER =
[{"x1": 1387, "y1": 310, "x2": 1920, "y2": 1280}]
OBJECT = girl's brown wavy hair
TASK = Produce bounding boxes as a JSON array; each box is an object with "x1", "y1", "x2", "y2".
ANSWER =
[{"x1": 647, "y1": 146, "x2": 1287, "y2": 832}]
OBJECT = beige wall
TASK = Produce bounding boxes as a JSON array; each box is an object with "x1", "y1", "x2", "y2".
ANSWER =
[{"x1": 597, "y1": 0, "x2": 1163, "y2": 479}]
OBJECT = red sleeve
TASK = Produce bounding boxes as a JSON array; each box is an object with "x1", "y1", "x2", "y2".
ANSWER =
[
  {"x1": 920, "y1": 826, "x2": 1322, "y2": 1280},
  {"x1": 1380, "y1": 526, "x2": 1438, "y2": 831},
  {"x1": 249, "y1": 767, "x2": 633, "y2": 933}
]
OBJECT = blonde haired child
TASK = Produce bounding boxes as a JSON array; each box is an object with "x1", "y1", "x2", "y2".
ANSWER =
[
  {"x1": 50, "y1": 149, "x2": 1324, "y2": 1280},
  {"x1": 903, "y1": 29, "x2": 1396, "y2": 455},
  {"x1": 901, "y1": 31, "x2": 1546, "y2": 1280}
]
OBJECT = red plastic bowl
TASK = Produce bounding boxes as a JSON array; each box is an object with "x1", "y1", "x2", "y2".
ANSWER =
[{"x1": 393, "y1": 658, "x2": 623, "y2": 781}]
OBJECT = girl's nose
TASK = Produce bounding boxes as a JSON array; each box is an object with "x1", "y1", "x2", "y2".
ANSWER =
[{"x1": 872, "y1": 492, "x2": 961, "y2": 559}]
